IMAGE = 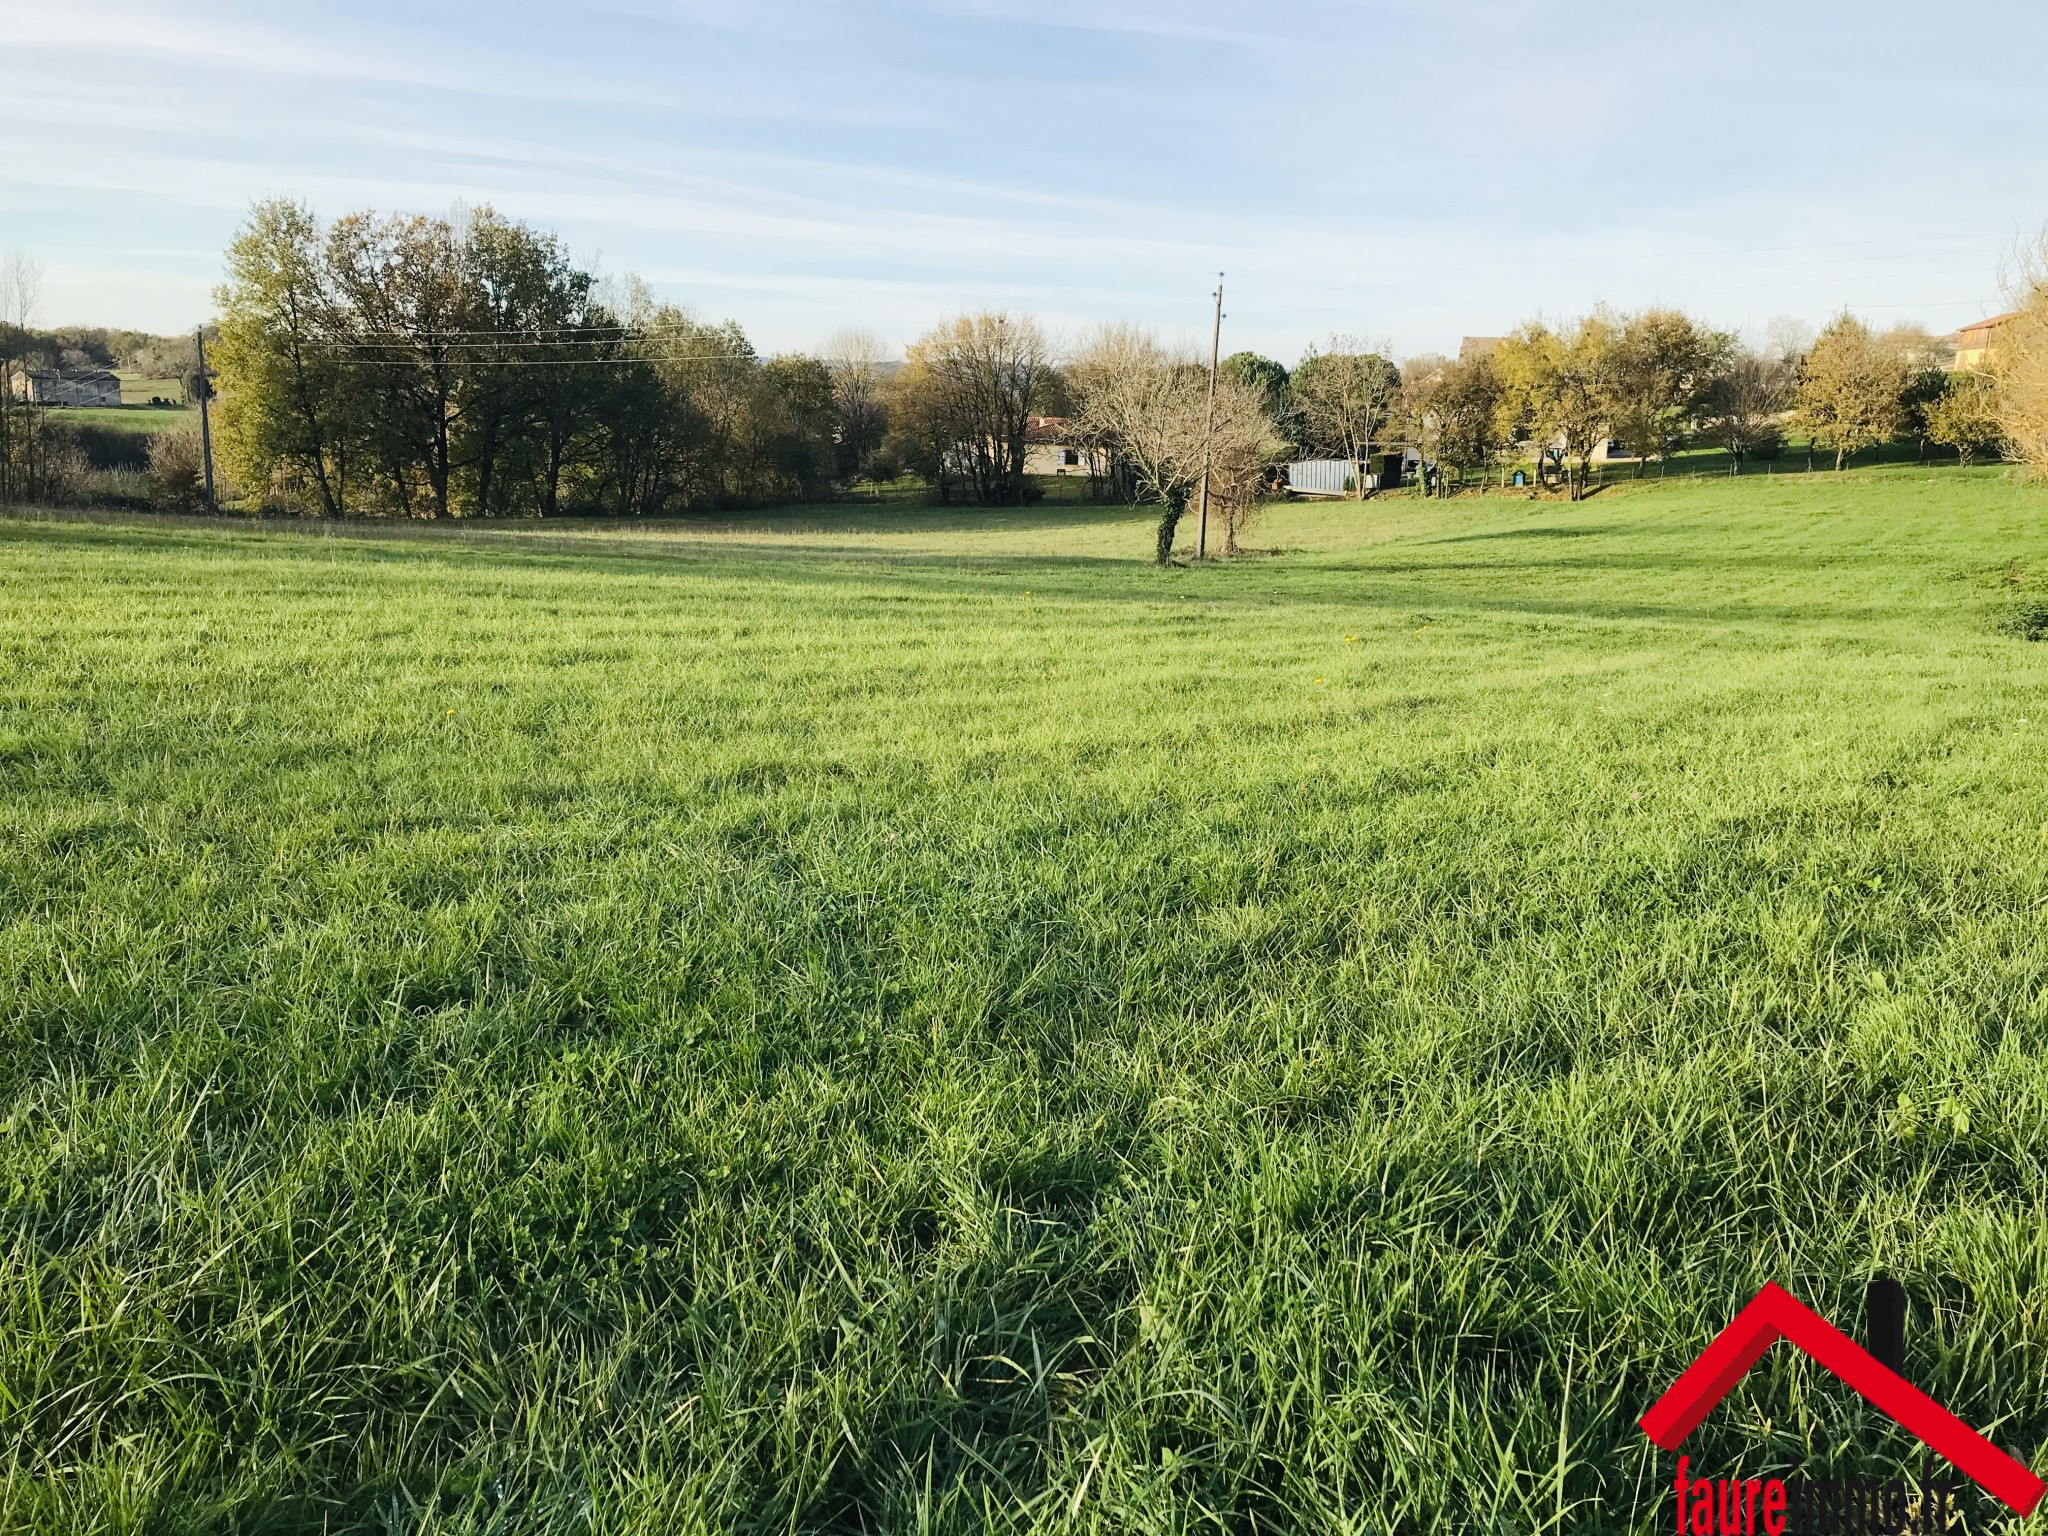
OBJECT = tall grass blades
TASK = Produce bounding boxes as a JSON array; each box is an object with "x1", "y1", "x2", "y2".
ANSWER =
[{"x1": 1, "y1": 469, "x2": 2046, "y2": 1533}]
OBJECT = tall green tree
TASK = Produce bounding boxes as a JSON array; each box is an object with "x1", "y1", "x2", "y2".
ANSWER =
[
  {"x1": 216, "y1": 202, "x2": 364, "y2": 518},
  {"x1": 749, "y1": 355, "x2": 838, "y2": 502},
  {"x1": 213, "y1": 202, "x2": 352, "y2": 515},
  {"x1": 1797, "y1": 314, "x2": 1908, "y2": 470},
  {"x1": 1923, "y1": 371, "x2": 2006, "y2": 465},
  {"x1": 1604, "y1": 309, "x2": 1722, "y2": 473},
  {"x1": 528, "y1": 301, "x2": 626, "y2": 517},
  {"x1": 1887, "y1": 325, "x2": 1953, "y2": 462},
  {"x1": 1494, "y1": 315, "x2": 1621, "y2": 499},
  {"x1": 1221, "y1": 352, "x2": 1289, "y2": 415},
  {"x1": 627, "y1": 292, "x2": 758, "y2": 505},
  {"x1": 323, "y1": 212, "x2": 480, "y2": 517},
  {"x1": 459, "y1": 211, "x2": 594, "y2": 516}
]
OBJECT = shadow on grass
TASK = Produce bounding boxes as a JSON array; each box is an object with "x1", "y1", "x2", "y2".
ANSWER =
[
  {"x1": 1427, "y1": 524, "x2": 1639, "y2": 544},
  {"x1": 0, "y1": 496, "x2": 1151, "y2": 542},
  {"x1": 0, "y1": 499, "x2": 1929, "y2": 636}
]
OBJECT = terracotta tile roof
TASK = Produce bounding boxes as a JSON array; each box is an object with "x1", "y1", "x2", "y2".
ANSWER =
[{"x1": 1956, "y1": 311, "x2": 2022, "y2": 340}]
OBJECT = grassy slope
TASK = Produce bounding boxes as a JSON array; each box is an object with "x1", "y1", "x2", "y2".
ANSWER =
[
  {"x1": 2, "y1": 471, "x2": 2046, "y2": 1533},
  {"x1": 43, "y1": 403, "x2": 195, "y2": 436},
  {"x1": 113, "y1": 376, "x2": 185, "y2": 407}
]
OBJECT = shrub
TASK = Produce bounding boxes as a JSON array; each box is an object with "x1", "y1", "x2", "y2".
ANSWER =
[
  {"x1": 1995, "y1": 602, "x2": 2048, "y2": 641},
  {"x1": 47, "y1": 421, "x2": 152, "y2": 473},
  {"x1": 1926, "y1": 371, "x2": 2007, "y2": 466},
  {"x1": 37, "y1": 441, "x2": 93, "y2": 504},
  {"x1": 148, "y1": 431, "x2": 209, "y2": 508}
]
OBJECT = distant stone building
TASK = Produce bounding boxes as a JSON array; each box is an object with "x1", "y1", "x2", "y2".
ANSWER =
[
  {"x1": 1022, "y1": 415, "x2": 1103, "y2": 477},
  {"x1": 13, "y1": 369, "x2": 123, "y2": 406}
]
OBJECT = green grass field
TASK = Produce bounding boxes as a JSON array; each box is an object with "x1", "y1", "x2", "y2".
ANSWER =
[
  {"x1": 112, "y1": 375, "x2": 187, "y2": 408},
  {"x1": 3, "y1": 470, "x2": 2047, "y2": 1533},
  {"x1": 45, "y1": 402, "x2": 195, "y2": 436}
]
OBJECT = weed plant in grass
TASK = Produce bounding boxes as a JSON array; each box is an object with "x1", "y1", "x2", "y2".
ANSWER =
[{"x1": 1, "y1": 469, "x2": 2046, "y2": 1533}]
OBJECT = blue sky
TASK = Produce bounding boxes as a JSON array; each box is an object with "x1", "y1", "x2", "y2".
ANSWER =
[{"x1": 3, "y1": 0, "x2": 2044, "y2": 361}]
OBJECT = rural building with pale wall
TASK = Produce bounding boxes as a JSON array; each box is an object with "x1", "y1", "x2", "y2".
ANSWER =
[
  {"x1": 1023, "y1": 416, "x2": 1103, "y2": 477},
  {"x1": 12, "y1": 369, "x2": 123, "y2": 406},
  {"x1": 1952, "y1": 313, "x2": 2019, "y2": 370}
]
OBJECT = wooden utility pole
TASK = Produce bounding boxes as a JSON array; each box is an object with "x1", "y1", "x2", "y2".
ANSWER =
[
  {"x1": 194, "y1": 329, "x2": 216, "y2": 511},
  {"x1": 1196, "y1": 274, "x2": 1223, "y2": 560}
]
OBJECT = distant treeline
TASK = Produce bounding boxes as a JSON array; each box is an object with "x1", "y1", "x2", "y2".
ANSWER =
[
  {"x1": 1346, "y1": 309, "x2": 2007, "y2": 498},
  {"x1": 2, "y1": 323, "x2": 199, "y2": 385},
  {"x1": 214, "y1": 202, "x2": 849, "y2": 517},
  {"x1": 7, "y1": 203, "x2": 2047, "y2": 520}
]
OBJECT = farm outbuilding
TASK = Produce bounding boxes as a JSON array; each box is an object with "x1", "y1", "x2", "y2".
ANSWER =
[
  {"x1": 13, "y1": 370, "x2": 123, "y2": 406},
  {"x1": 1285, "y1": 454, "x2": 1406, "y2": 497}
]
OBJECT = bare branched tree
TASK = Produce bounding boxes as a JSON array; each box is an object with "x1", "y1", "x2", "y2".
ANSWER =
[
  {"x1": 1764, "y1": 316, "x2": 1815, "y2": 370},
  {"x1": 1206, "y1": 376, "x2": 1290, "y2": 555},
  {"x1": 1291, "y1": 338, "x2": 1400, "y2": 498},
  {"x1": 0, "y1": 252, "x2": 43, "y2": 503},
  {"x1": 891, "y1": 312, "x2": 1047, "y2": 506},
  {"x1": 1071, "y1": 326, "x2": 1282, "y2": 562},
  {"x1": 823, "y1": 328, "x2": 891, "y2": 481},
  {"x1": 1071, "y1": 326, "x2": 1207, "y2": 563},
  {"x1": 1698, "y1": 346, "x2": 1795, "y2": 472}
]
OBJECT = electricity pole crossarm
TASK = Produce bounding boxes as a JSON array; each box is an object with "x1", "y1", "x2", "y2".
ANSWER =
[{"x1": 1197, "y1": 275, "x2": 1223, "y2": 561}]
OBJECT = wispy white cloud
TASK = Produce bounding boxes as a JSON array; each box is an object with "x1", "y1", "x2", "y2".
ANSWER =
[
  {"x1": 0, "y1": 0, "x2": 914, "y2": 122},
  {"x1": 4, "y1": 4, "x2": 468, "y2": 92},
  {"x1": 1, "y1": 0, "x2": 2040, "y2": 348},
  {"x1": 940, "y1": 0, "x2": 1293, "y2": 49}
]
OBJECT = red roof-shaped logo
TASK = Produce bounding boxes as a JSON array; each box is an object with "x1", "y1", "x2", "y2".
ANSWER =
[{"x1": 1639, "y1": 1283, "x2": 2044, "y2": 1515}]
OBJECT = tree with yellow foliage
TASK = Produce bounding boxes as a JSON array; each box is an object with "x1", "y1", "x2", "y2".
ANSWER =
[
  {"x1": 1493, "y1": 314, "x2": 1621, "y2": 499},
  {"x1": 1796, "y1": 314, "x2": 1908, "y2": 471},
  {"x1": 1995, "y1": 241, "x2": 2048, "y2": 475}
]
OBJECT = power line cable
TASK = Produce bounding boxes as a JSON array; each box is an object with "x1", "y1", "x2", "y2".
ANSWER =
[{"x1": 315, "y1": 354, "x2": 764, "y2": 368}]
